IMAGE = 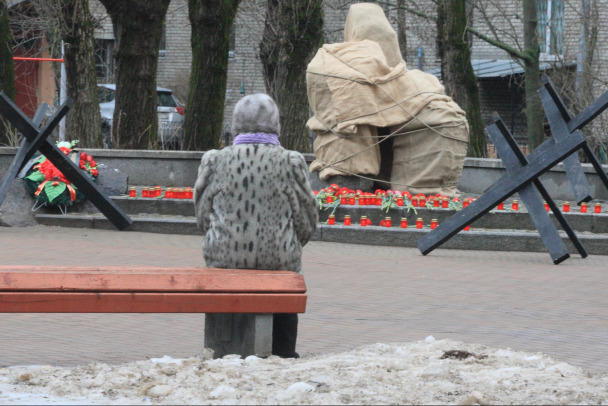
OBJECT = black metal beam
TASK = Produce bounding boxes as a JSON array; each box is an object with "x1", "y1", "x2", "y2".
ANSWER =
[
  {"x1": 539, "y1": 76, "x2": 592, "y2": 204},
  {"x1": 0, "y1": 92, "x2": 132, "y2": 230},
  {"x1": 417, "y1": 130, "x2": 585, "y2": 256},
  {"x1": 540, "y1": 74, "x2": 608, "y2": 202},
  {"x1": 489, "y1": 115, "x2": 586, "y2": 261}
]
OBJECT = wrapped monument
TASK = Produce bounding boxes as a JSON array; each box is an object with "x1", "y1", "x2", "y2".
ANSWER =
[{"x1": 307, "y1": 3, "x2": 469, "y2": 197}]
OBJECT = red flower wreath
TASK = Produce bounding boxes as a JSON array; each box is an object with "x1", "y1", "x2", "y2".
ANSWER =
[{"x1": 23, "y1": 141, "x2": 99, "y2": 208}]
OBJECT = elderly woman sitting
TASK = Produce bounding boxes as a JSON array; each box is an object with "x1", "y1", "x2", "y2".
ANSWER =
[{"x1": 194, "y1": 93, "x2": 318, "y2": 358}]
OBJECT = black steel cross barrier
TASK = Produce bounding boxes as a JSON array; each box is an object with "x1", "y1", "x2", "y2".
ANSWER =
[
  {"x1": 0, "y1": 92, "x2": 132, "y2": 230},
  {"x1": 417, "y1": 77, "x2": 608, "y2": 264}
]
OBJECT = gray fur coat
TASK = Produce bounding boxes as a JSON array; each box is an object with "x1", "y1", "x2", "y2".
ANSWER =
[{"x1": 194, "y1": 144, "x2": 318, "y2": 273}]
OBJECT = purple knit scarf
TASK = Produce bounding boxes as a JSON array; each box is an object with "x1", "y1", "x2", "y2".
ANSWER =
[{"x1": 233, "y1": 132, "x2": 280, "y2": 146}]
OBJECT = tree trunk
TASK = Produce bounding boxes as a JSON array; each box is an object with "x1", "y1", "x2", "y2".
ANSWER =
[
  {"x1": 183, "y1": 0, "x2": 241, "y2": 151},
  {"x1": 396, "y1": 0, "x2": 407, "y2": 62},
  {"x1": 259, "y1": 0, "x2": 324, "y2": 152},
  {"x1": 98, "y1": 0, "x2": 170, "y2": 149},
  {"x1": 522, "y1": 0, "x2": 544, "y2": 150},
  {"x1": 437, "y1": 0, "x2": 485, "y2": 157},
  {"x1": 0, "y1": 0, "x2": 15, "y2": 146},
  {"x1": 60, "y1": 0, "x2": 102, "y2": 148}
]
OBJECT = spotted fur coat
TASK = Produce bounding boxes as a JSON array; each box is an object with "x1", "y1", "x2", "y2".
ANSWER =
[{"x1": 194, "y1": 144, "x2": 318, "y2": 273}]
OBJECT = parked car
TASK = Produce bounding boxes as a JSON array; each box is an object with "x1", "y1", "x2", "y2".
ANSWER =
[{"x1": 98, "y1": 84, "x2": 185, "y2": 149}]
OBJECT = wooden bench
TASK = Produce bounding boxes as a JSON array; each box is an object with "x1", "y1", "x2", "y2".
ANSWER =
[{"x1": 0, "y1": 265, "x2": 307, "y2": 358}]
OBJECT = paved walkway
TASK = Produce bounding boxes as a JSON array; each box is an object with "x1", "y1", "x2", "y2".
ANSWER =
[{"x1": 1, "y1": 225, "x2": 607, "y2": 372}]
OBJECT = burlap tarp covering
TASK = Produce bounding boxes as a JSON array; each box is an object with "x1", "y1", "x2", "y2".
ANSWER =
[{"x1": 307, "y1": 3, "x2": 469, "y2": 197}]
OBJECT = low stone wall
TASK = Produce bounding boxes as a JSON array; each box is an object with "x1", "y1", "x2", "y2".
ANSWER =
[{"x1": 1, "y1": 148, "x2": 607, "y2": 200}]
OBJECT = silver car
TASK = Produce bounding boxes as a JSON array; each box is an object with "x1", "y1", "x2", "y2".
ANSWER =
[{"x1": 98, "y1": 84, "x2": 185, "y2": 149}]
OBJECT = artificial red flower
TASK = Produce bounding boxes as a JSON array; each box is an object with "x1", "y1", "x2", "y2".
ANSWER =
[{"x1": 91, "y1": 169, "x2": 99, "y2": 177}]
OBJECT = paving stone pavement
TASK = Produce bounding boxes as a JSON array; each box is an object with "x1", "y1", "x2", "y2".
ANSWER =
[{"x1": 0, "y1": 225, "x2": 607, "y2": 373}]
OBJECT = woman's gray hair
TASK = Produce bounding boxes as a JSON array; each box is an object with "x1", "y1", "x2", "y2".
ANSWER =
[{"x1": 231, "y1": 93, "x2": 281, "y2": 136}]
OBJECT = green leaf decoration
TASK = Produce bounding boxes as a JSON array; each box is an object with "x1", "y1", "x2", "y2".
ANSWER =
[
  {"x1": 44, "y1": 182, "x2": 67, "y2": 204},
  {"x1": 25, "y1": 171, "x2": 45, "y2": 183},
  {"x1": 35, "y1": 155, "x2": 46, "y2": 164}
]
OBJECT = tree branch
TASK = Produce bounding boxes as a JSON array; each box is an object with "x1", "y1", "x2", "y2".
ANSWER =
[{"x1": 466, "y1": 25, "x2": 530, "y2": 62}]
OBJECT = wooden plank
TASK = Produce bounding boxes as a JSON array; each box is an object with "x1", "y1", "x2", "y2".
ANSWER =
[
  {"x1": 0, "y1": 93, "x2": 132, "y2": 230},
  {"x1": 0, "y1": 266, "x2": 307, "y2": 293},
  {"x1": 0, "y1": 292, "x2": 307, "y2": 313},
  {"x1": 417, "y1": 130, "x2": 585, "y2": 256}
]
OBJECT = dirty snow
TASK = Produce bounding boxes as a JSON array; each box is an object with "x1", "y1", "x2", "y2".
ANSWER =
[{"x1": 1, "y1": 337, "x2": 607, "y2": 405}]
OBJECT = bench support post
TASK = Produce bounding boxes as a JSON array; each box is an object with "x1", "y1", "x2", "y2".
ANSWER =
[{"x1": 204, "y1": 313, "x2": 273, "y2": 358}]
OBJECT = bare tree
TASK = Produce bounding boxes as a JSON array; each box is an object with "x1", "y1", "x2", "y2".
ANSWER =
[
  {"x1": 259, "y1": 0, "x2": 324, "y2": 152},
  {"x1": 0, "y1": 0, "x2": 15, "y2": 146},
  {"x1": 182, "y1": 0, "x2": 242, "y2": 151},
  {"x1": 437, "y1": 0, "x2": 485, "y2": 157},
  {"x1": 466, "y1": 0, "x2": 544, "y2": 149},
  {"x1": 58, "y1": 0, "x2": 102, "y2": 148},
  {"x1": 97, "y1": 0, "x2": 170, "y2": 149}
]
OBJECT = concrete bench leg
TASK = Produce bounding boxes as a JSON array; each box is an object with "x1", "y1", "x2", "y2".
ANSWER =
[{"x1": 204, "y1": 313, "x2": 273, "y2": 358}]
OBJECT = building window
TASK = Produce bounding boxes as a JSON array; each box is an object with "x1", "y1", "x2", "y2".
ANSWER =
[
  {"x1": 228, "y1": 24, "x2": 235, "y2": 59},
  {"x1": 159, "y1": 25, "x2": 167, "y2": 57},
  {"x1": 536, "y1": 0, "x2": 564, "y2": 56},
  {"x1": 94, "y1": 39, "x2": 115, "y2": 82}
]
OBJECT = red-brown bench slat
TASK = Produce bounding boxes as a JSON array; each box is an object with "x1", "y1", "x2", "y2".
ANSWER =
[
  {"x1": 0, "y1": 266, "x2": 306, "y2": 293},
  {"x1": 0, "y1": 292, "x2": 307, "y2": 313}
]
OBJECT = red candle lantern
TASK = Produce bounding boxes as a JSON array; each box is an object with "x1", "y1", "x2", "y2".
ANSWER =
[
  {"x1": 129, "y1": 187, "x2": 136, "y2": 198},
  {"x1": 186, "y1": 187, "x2": 193, "y2": 199},
  {"x1": 433, "y1": 198, "x2": 440, "y2": 207},
  {"x1": 400, "y1": 217, "x2": 408, "y2": 228},
  {"x1": 463, "y1": 198, "x2": 470, "y2": 208},
  {"x1": 496, "y1": 202, "x2": 504, "y2": 210},
  {"x1": 419, "y1": 197, "x2": 426, "y2": 207},
  {"x1": 396, "y1": 196, "x2": 404, "y2": 206},
  {"x1": 359, "y1": 195, "x2": 366, "y2": 205},
  {"x1": 430, "y1": 218, "x2": 438, "y2": 229},
  {"x1": 360, "y1": 216, "x2": 368, "y2": 226},
  {"x1": 384, "y1": 217, "x2": 391, "y2": 227},
  {"x1": 340, "y1": 195, "x2": 347, "y2": 204},
  {"x1": 442, "y1": 197, "x2": 449, "y2": 208},
  {"x1": 563, "y1": 201, "x2": 570, "y2": 212},
  {"x1": 412, "y1": 197, "x2": 419, "y2": 207},
  {"x1": 348, "y1": 194, "x2": 356, "y2": 205},
  {"x1": 154, "y1": 186, "x2": 162, "y2": 197},
  {"x1": 328, "y1": 214, "x2": 335, "y2": 225},
  {"x1": 344, "y1": 215, "x2": 351, "y2": 226},
  {"x1": 326, "y1": 194, "x2": 334, "y2": 204},
  {"x1": 416, "y1": 218, "x2": 423, "y2": 229},
  {"x1": 595, "y1": 202, "x2": 601, "y2": 213},
  {"x1": 165, "y1": 187, "x2": 173, "y2": 199},
  {"x1": 376, "y1": 194, "x2": 383, "y2": 206},
  {"x1": 142, "y1": 187, "x2": 149, "y2": 198},
  {"x1": 511, "y1": 200, "x2": 519, "y2": 211},
  {"x1": 580, "y1": 202, "x2": 588, "y2": 213},
  {"x1": 543, "y1": 201, "x2": 549, "y2": 211}
]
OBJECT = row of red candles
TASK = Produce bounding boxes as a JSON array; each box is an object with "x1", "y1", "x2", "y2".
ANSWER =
[
  {"x1": 499, "y1": 199, "x2": 603, "y2": 213},
  {"x1": 324, "y1": 194, "x2": 453, "y2": 207},
  {"x1": 326, "y1": 215, "x2": 472, "y2": 231},
  {"x1": 128, "y1": 186, "x2": 193, "y2": 199},
  {"x1": 324, "y1": 193, "x2": 603, "y2": 213}
]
